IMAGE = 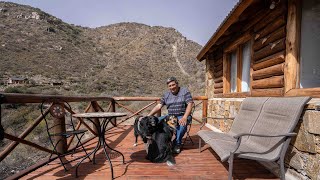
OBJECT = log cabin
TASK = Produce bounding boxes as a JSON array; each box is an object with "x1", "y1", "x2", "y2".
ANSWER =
[{"x1": 197, "y1": 0, "x2": 320, "y2": 179}]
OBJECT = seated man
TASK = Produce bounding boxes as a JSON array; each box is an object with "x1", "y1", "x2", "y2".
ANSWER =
[{"x1": 148, "y1": 77, "x2": 194, "y2": 154}]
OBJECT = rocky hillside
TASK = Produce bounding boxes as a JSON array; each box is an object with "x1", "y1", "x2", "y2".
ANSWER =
[{"x1": 0, "y1": 2, "x2": 205, "y2": 97}]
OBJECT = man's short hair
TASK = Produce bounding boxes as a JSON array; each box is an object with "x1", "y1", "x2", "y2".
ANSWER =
[{"x1": 166, "y1": 77, "x2": 178, "y2": 84}]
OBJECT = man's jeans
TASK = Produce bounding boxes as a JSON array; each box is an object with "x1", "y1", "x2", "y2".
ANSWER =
[{"x1": 158, "y1": 115, "x2": 192, "y2": 145}]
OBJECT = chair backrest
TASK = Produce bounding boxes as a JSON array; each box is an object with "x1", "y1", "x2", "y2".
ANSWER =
[
  {"x1": 41, "y1": 100, "x2": 75, "y2": 136},
  {"x1": 228, "y1": 97, "x2": 269, "y2": 136},
  {"x1": 243, "y1": 96, "x2": 311, "y2": 160}
]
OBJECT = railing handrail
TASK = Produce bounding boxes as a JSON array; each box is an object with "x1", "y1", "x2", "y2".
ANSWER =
[
  {"x1": 0, "y1": 93, "x2": 114, "y2": 104},
  {"x1": 0, "y1": 93, "x2": 208, "y2": 104},
  {"x1": 113, "y1": 96, "x2": 208, "y2": 101}
]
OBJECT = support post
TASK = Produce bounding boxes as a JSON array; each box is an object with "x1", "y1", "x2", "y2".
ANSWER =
[
  {"x1": 110, "y1": 99, "x2": 116, "y2": 126},
  {"x1": 88, "y1": 101, "x2": 100, "y2": 135},
  {"x1": 155, "y1": 101, "x2": 161, "y2": 117},
  {"x1": 202, "y1": 100, "x2": 208, "y2": 120},
  {"x1": 52, "y1": 102, "x2": 67, "y2": 154}
]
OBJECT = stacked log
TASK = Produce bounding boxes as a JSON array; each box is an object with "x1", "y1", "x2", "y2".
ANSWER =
[
  {"x1": 212, "y1": 55, "x2": 223, "y2": 95},
  {"x1": 251, "y1": 4, "x2": 287, "y2": 97}
]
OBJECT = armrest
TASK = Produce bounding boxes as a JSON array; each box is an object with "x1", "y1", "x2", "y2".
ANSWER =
[
  {"x1": 230, "y1": 132, "x2": 297, "y2": 154},
  {"x1": 234, "y1": 132, "x2": 297, "y2": 139},
  {"x1": 200, "y1": 117, "x2": 235, "y2": 130}
]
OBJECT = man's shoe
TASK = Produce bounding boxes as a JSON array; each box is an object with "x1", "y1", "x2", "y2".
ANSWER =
[{"x1": 173, "y1": 145, "x2": 181, "y2": 154}]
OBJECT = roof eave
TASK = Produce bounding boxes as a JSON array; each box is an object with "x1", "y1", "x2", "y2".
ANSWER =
[{"x1": 196, "y1": 0, "x2": 255, "y2": 61}]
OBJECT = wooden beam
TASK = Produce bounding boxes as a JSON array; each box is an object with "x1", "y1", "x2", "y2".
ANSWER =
[
  {"x1": 214, "y1": 82, "x2": 223, "y2": 89},
  {"x1": 254, "y1": 15, "x2": 287, "y2": 40},
  {"x1": 252, "y1": 75, "x2": 284, "y2": 89},
  {"x1": 52, "y1": 103, "x2": 67, "y2": 154},
  {"x1": 242, "y1": 8, "x2": 269, "y2": 32},
  {"x1": 253, "y1": 51, "x2": 285, "y2": 70},
  {"x1": 214, "y1": 88, "x2": 223, "y2": 94},
  {"x1": 214, "y1": 63, "x2": 223, "y2": 72},
  {"x1": 214, "y1": 77, "x2": 223, "y2": 83},
  {"x1": 285, "y1": 88, "x2": 320, "y2": 98},
  {"x1": 214, "y1": 69, "x2": 223, "y2": 78},
  {"x1": 221, "y1": 92, "x2": 250, "y2": 98},
  {"x1": 0, "y1": 93, "x2": 114, "y2": 104},
  {"x1": 253, "y1": 26, "x2": 286, "y2": 51},
  {"x1": 197, "y1": 0, "x2": 255, "y2": 61},
  {"x1": 253, "y1": 38, "x2": 286, "y2": 61},
  {"x1": 284, "y1": 0, "x2": 300, "y2": 93},
  {"x1": 253, "y1": 4, "x2": 286, "y2": 33},
  {"x1": 224, "y1": 32, "x2": 252, "y2": 52},
  {"x1": 252, "y1": 63, "x2": 284, "y2": 80},
  {"x1": 223, "y1": 54, "x2": 230, "y2": 93},
  {"x1": 113, "y1": 97, "x2": 160, "y2": 101},
  {"x1": 4, "y1": 133, "x2": 55, "y2": 154},
  {"x1": 0, "y1": 107, "x2": 50, "y2": 162},
  {"x1": 214, "y1": 58, "x2": 223, "y2": 67},
  {"x1": 251, "y1": 88, "x2": 284, "y2": 96}
]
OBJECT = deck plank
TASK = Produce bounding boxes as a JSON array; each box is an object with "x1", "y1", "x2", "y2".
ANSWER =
[{"x1": 21, "y1": 125, "x2": 278, "y2": 180}]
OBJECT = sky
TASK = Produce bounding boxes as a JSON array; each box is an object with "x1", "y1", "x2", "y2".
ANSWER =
[{"x1": 4, "y1": 0, "x2": 238, "y2": 46}]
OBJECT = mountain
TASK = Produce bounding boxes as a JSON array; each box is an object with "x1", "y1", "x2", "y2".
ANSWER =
[{"x1": 0, "y1": 2, "x2": 205, "y2": 97}]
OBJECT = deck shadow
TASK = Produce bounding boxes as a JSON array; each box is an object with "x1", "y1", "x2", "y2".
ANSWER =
[{"x1": 48, "y1": 126, "x2": 134, "y2": 179}]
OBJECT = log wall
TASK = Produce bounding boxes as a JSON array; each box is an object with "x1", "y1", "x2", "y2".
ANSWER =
[
  {"x1": 251, "y1": 3, "x2": 287, "y2": 96},
  {"x1": 206, "y1": 1, "x2": 287, "y2": 97}
]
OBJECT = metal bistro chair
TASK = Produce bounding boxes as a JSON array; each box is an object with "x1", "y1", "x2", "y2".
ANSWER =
[
  {"x1": 40, "y1": 99, "x2": 91, "y2": 171},
  {"x1": 182, "y1": 103, "x2": 196, "y2": 146}
]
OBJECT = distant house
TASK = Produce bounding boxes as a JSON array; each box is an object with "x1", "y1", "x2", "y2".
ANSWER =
[
  {"x1": 196, "y1": 0, "x2": 320, "y2": 179},
  {"x1": 50, "y1": 81, "x2": 63, "y2": 86},
  {"x1": 7, "y1": 77, "x2": 28, "y2": 85}
]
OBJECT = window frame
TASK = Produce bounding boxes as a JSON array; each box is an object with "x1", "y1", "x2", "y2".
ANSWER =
[
  {"x1": 223, "y1": 33, "x2": 252, "y2": 95},
  {"x1": 284, "y1": 0, "x2": 320, "y2": 97}
]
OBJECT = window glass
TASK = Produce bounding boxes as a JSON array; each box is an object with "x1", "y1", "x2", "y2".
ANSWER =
[
  {"x1": 230, "y1": 51, "x2": 237, "y2": 92},
  {"x1": 241, "y1": 41, "x2": 251, "y2": 92},
  {"x1": 300, "y1": 0, "x2": 320, "y2": 88}
]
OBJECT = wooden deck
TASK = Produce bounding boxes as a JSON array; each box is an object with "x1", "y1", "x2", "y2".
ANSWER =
[{"x1": 21, "y1": 125, "x2": 278, "y2": 180}]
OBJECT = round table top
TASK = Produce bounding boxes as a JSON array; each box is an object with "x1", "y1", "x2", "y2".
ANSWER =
[{"x1": 72, "y1": 112, "x2": 127, "y2": 118}]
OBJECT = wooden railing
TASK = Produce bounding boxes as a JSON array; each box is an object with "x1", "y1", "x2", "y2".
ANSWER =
[{"x1": 0, "y1": 93, "x2": 208, "y2": 179}]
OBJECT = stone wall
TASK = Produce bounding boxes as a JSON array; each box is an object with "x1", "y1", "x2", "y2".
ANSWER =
[{"x1": 207, "y1": 98, "x2": 320, "y2": 180}]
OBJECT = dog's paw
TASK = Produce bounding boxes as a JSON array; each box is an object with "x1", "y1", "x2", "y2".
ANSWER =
[
  {"x1": 133, "y1": 143, "x2": 138, "y2": 147},
  {"x1": 166, "y1": 160, "x2": 175, "y2": 166}
]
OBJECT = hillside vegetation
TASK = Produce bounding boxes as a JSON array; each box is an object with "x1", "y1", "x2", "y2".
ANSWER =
[{"x1": 0, "y1": 2, "x2": 205, "y2": 97}]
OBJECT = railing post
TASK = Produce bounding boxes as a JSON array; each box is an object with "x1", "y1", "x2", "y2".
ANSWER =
[
  {"x1": 202, "y1": 99, "x2": 208, "y2": 120},
  {"x1": 89, "y1": 101, "x2": 100, "y2": 135},
  {"x1": 156, "y1": 101, "x2": 161, "y2": 117},
  {"x1": 52, "y1": 102, "x2": 67, "y2": 154},
  {"x1": 110, "y1": 99, "x2": 116, "y2": 126}
]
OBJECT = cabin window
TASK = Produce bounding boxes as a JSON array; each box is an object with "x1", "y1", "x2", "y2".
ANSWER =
[
  {"x1": 241, "y1": 41, "x2": 251, "y2": 92},
  {"x1": 225, "y1": 41, "x2": 252, "y2": 93},
  {"x1": 299, "y1": 0, "x2": 320, "y2": 88},
  {"x1": 230, "y1": 51, "x2": 237, "y2": 92}
]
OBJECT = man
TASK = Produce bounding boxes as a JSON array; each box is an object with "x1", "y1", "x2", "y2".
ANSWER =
[{"x1": 148, "y1": 77, "x2": 194, "y2": 154}]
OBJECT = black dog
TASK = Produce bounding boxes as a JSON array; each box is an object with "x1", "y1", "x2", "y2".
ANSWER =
[
  {"x1": 146, "y1": 115, "x2": 178, "y2": 166},
  {"x1": 133, "y1": 116, "x2": 159, "y2": 147}
]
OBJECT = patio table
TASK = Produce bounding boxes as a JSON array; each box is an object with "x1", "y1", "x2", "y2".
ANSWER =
[{"x1": 72, "y1": 112, "x2": 127, "y2": 179}]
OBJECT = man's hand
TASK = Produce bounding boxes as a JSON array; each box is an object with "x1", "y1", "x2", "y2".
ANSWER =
[{"x1": 179, "y1": 116, "x2": 187, "y2": 126}]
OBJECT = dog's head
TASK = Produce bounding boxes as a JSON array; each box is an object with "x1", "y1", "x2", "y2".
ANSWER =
[
  {"x1": 138, "y1": 116, "x2": 159, "y2": 138},
  {"x1": 165, "y1": 115, "x2": 179, "y2": 130}
]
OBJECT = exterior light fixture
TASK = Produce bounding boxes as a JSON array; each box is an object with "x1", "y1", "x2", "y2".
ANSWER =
[{"x1": 270, "y1": 0, "x2": 280, "y2": 9}]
